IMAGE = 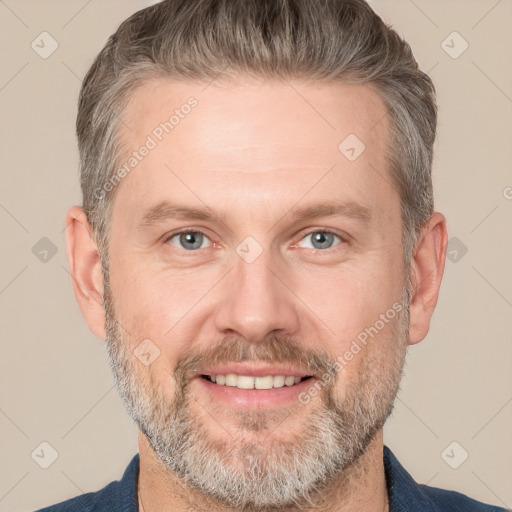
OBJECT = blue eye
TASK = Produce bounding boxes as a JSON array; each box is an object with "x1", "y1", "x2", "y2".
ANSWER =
[
  {"x1": 168, "y1": 231, "x2": 211, "y2": 250},
  {"x1": 298, "y1": 231, "x2": 341, "y2": 250}
]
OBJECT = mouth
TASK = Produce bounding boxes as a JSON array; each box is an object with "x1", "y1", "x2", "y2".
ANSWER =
[
  {"x1": 193, "y1": 364, "x2": 318, "y2": 409},
  {"x1": 201, "y1": 374, "x2": 313, "y2": 389}
]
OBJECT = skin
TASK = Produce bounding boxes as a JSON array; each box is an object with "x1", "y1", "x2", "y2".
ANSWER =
[{"x1": 66, "y1": 77, "x2": 447, "y2": 511}]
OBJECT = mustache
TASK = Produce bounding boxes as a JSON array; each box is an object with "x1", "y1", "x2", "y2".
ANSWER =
[{"x1": 173, "y1": 335, "x2": 337, "y2": 383}]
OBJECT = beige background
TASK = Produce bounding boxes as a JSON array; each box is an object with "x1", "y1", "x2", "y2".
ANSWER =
[{"x1": 0, "y1": 0, "x2": 511, "y2": 511}]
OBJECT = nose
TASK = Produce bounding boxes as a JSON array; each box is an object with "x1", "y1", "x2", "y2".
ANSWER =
[{"x1": 213, "y1": 248, "x2": 301, "y2": 343}]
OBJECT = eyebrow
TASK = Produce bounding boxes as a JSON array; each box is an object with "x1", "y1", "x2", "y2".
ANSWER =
[
  {"x1": 138, "y1": 202, "x2": 215, "y2": 228},
  {"x1": 137, "y1": 199, "x2": 373, "y2": 229},
  {"x1": 291, "y1": 201, "x2": 373, "y2": 225}
]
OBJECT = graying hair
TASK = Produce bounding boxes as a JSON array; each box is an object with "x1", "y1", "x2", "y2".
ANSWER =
[{"x1": 77, "y1": 0, "x2": 437, "y2": 285}]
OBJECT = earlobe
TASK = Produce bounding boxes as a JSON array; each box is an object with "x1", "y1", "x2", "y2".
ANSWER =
[
  {"x1": 407, "y1": 212, "x2": 448, "y2": 346},
  {"x1": 65, "y1": 206, "x2": 107, "y2": 340}
]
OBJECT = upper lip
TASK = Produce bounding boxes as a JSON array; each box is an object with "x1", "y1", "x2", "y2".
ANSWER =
[{"x1": 197, "y1": 363, "x2": 313, "y2": 378}]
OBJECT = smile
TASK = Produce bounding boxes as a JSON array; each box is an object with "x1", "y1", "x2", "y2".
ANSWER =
[{"x1": 202, "y1": 374, "x2": 312, "y2": 389}]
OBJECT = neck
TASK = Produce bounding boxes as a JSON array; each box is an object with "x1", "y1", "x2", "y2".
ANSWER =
[{"x1": 137, "y1": 430, "x2": 389, "y2": 512}]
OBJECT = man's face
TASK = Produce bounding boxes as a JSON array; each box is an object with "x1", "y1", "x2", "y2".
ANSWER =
[{"x1": 103, "y1": 78, "x2": 409, "y2": 509}]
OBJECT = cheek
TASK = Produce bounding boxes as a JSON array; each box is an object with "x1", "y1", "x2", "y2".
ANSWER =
[
  {"x1": 296, "y1": 259, "x2": 403, "y2": 339},
  {"x1": 294, "y1": 256, "x2": 405, "y2": 394},
  {"x1": 328, "y1": 309, "x2": 406, "y2": 406},
  {"x1": 108, "y1": 254, "x2": 220, "y2": 348}
]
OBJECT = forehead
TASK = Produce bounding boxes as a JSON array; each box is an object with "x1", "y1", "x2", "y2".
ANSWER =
[
  {"x1": 113, "y1": 77, "x2": 396, "y2": 227},
  {"x1": 121, "y1": 77, "x2": 389, "y2": 164}
]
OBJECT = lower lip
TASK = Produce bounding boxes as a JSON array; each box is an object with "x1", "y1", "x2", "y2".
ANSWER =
[{"x1": 194, "y1": 376, "x2": 316, "y2": 408}]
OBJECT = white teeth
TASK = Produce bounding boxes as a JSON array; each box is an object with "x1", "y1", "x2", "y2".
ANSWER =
[
  {"x1": 273, "y1": 375, "x2": 285, "y2": 388},
  {"x1": 208, "y1": 374, "x2": 305, "y2": 389},
  {"x1": 237, "y1": 376, "x2": 255, "y2": 389},
  {"x1": 255, "y1": 376, "x2": 274, "y2": 389},
  {"x1": 284, "y1": 376, "x2": 295, "y2": 387},
  {"x1": 225, "y1": 374, "x2": 238, "y2": 386}
]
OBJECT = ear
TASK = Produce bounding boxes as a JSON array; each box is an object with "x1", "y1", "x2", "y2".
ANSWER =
[
  {"x1": 407, "y1": 212, "x2": 448, "y2": 345},
  {"x1": 65, "y1": 206, "x2": 106, "y2": 340}
]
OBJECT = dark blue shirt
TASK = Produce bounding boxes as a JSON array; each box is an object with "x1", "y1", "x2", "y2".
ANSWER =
[{"x1": 34, "y1": 446, "x2": 507, "y2": 511}]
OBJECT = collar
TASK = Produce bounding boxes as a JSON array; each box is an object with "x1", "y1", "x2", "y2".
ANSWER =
[{"x1": 384, "y1": 445, "x2": 441, "y2": 511}]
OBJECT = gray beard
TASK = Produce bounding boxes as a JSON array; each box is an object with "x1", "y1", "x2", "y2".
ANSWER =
[{"x1": 103, "y1": 282, "x2": 409, "y2": 511}]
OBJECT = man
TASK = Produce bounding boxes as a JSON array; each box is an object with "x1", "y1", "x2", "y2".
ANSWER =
[{"x1": 36, "y1": 0, "x2": 505, "y2": 511}]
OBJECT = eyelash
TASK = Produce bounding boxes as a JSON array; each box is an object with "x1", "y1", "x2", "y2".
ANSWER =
[
  {"x1": 295, "y1": 229, "x2": 344, "y2": 250},
  {"x1": 165, "y1": 229, "x2": 213, "y2": 251},
  {"x1": 164, "y1": 228, "x2": 347, "y2": 252}
]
